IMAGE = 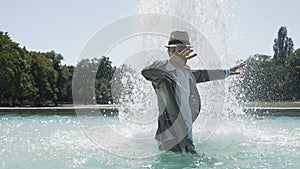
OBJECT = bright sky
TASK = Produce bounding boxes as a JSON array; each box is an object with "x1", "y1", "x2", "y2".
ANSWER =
[
  {"x1": 239, "y1": 0, "x2": 300, "y2": 57},
  {"x1": 1, "y1": 0, "x2": 299, "y2": 65}
]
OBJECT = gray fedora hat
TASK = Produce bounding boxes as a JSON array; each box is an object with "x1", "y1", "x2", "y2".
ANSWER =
[{"x1": 165, "y1": 30, "x2": 193, "y2": 48}]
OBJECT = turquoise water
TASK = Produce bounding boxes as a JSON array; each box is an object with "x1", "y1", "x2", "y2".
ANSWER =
[{"x1": 1, "y1": 114, "x2": 300, "y2": 169}]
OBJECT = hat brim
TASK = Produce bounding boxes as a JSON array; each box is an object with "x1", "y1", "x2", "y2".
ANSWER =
[{"x1": 164, "y1": 44, "x2": 193, "y2": 48}]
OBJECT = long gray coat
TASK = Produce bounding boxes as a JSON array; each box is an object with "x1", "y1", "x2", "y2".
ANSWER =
[{"x1": 141, "y1": 60, "x2": 226, "y2": 151}]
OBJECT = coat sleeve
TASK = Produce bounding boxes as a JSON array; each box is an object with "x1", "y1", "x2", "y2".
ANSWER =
[
  {"x1": 191, "y1": 69, "x2": 227, "y2": 83},
  {"x1": 141, "y1": 61, "x2": 170, "y2": 82}
]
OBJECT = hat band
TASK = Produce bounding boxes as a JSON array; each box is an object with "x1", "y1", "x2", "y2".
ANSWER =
[{"x1": 168, "y1": 39, "x2": 191, "y2": 46}]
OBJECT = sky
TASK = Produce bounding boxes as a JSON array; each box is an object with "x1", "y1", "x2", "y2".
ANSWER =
[
  {"x1": 239, "y1": 0, "x2": 300, "y2": 57},
  {"x1": 1, "y1": 0, "x2": 299, "y2": 66}
]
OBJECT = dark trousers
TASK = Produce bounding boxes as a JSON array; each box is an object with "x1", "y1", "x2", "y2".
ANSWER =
[{"x1": 159, "y1": 138, "x2": 198, "y2": 154}]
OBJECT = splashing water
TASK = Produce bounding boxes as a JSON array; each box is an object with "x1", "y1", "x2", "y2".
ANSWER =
[
  {"x1": 138, "y1": 0, "x2": 242, "y2": 64},
  {"x1": 112, "y1": 0, "x2": 243, "y2": 147},
  {"x1": 107, "y1": 1, "x2": 300, "y2": 167}
]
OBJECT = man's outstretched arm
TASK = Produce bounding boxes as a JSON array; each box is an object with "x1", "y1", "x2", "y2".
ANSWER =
[
  {"x1": 191, "y1": 62, "x2": 246, "y2": 83},
  {"x1": 191, "y1": 69, "x2": 227, "y2": 83}
]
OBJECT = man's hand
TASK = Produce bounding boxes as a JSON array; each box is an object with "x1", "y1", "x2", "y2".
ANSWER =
[
  {"x1": 170, "y1": 46, "x2": 197, "y2": 67},
  {"x1": 229, "y1": 61, "x2": 247, "y2": 75},
  {"x1": 176, "y1": 47, "x2": 198, "y2": 62}
]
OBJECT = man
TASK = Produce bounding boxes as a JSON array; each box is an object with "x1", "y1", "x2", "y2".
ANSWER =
[{"x1": 141, "y1": 31, "x2": 245, "y2": 154}]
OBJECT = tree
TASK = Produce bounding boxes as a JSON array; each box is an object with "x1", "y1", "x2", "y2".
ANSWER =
[
  {"x1": 237, "y1": 55, "x2": 272, "y2": 101},
  {"x1": 285, "y1": 49, "x2": 300, "y2": 100},
  {"x1": 95, "y1": 78, "x2": 111, "y2": 104},
  {"x1": 273, "y1": 26, "x2": 294, "y2": 65},
  {"x1": 72, "y1": 56, "x2": 116, "y2": 104},
  {"x1": 236, "y1": 48, "x2": 300, "y2": 102},
  {"x1": 46, "y1": 51, "x2": 63, "y2": 71},
  {"x1": 96, "y1": 56, "x2": 115, "y2": 80},
  {"x1": 45, "y1": 51, "x2": 73, "y2": 104},
  {"x1": 0, "y1": 31, "x2": 75, "y2": 106},
  {"x1": 0, "y1": 32, "x2": 36, "y2": 106},
  {"x1": 27, "y1": 52, "x2": 58, "y2": 106},
  {"x1": 58, "y1": 65, "x2": 74, "y2": 102},
  {"x1": 95, "y1": 56, "x2": 116, "y2": 104},
  {"x1": 72, "y1": 59, "x2": 96, "y2": 104},
  {"x1": 236, "y1": 54, "x2": 290, "y2": 102}
]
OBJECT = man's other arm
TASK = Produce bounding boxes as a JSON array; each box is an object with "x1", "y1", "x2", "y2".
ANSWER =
[
  {"x1": 191, "y1": 69, "x2": 230, "y2": 83},
  {"x1": 141, "y1": 61, "x2": 170, "y2": 82}
]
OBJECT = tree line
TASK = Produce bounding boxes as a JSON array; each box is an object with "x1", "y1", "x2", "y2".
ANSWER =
[
  {"x1": 0, "y1": 31, "x2": 74, "y2": 106},
  {"x1": 235, "y1": 26, "x2": 300, "y2": 102},
  {"x1": 0, "y1": 31, "x2": 120, "y2": 106},
  {"x1": 1, "y1": 26, "x2": 300, "y2": 106}
]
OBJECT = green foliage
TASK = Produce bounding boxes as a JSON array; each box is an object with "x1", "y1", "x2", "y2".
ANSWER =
[
  {"x1": 0, "y1": 32, "x2": 36, "y2": 105},
  {"x1": 96, "y1": 56, "x2": 115, "y2": 80},
  {"x1": 27, "y1": 51, "x2": 58, "y2": 105},
  {"x1": 1, "y1": 31, "x2": 117, "y2": 106},
  {"x1": 0, "y1": 31, "x2": 73, "y2": 106},
  {"x1": 273, "y1": 26, "x2": 294, "y2": 65},
  {"x1": 46, "y1": 51, "x2": 73, "y2": 103},
  {"x1": 285, "y1": 49, "x2": 300, "y2": 100},
  {"x1": 72, "y1": 57, "x2": 116, "y2": 104},
  {"x1": 235, "y1": 26, "x2": 299, "y2": 102},
  {"x1": 57, "y1": 65, "x2": 74, "y2": 102},
  {"x1": 95, "y1": 78, "x2": 111, "y2": 103},
  {"x1": 237, "y1": 50, "x2": 300, "y2": 102}
]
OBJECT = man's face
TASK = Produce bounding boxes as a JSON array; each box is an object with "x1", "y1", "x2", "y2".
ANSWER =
[{"x1": 167, "y1": 45, "x2": 191, "y2": 57}]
